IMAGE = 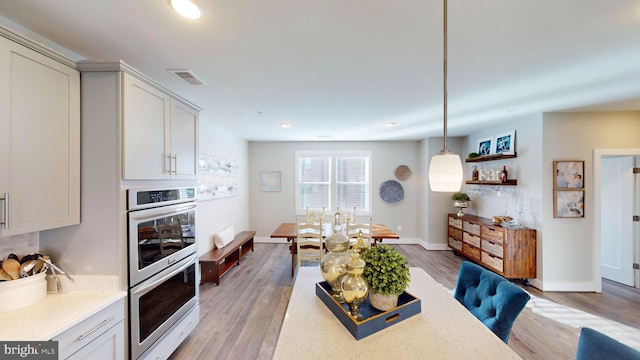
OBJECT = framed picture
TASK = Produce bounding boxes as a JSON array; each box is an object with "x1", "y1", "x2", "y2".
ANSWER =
[
  {"x1": 554, "y1": 160, "x2": 584, "y2": 189},
  {"x1": 477, "y1": 136, "x2": 494, "y2": 156},
  {"x1": 554, "y1": 190, "x2": 584, "y2": 218},
  {"x1": 493, "y1": 130, "x2": 516, "y2": 155},
  {"x1": 261, "y1": 171, "x2": 282, "y2": 192}
]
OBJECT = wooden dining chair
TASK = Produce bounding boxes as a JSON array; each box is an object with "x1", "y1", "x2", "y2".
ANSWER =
[
  {"x1": 157, "y1": 223, "x2": 185, "y2": 256},
  {"x1": 296, "y1": 218, "x2": 324, "y2": 269}
]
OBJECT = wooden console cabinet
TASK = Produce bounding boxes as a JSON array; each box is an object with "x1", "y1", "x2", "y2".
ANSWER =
[{"x1": 448, "y1": 213, "x2": 536, "y2": 280}]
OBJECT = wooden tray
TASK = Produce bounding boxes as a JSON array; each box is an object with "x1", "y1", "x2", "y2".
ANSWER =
[{"x1": 315, "y1": 281, "x2": 421, "y2": 340}]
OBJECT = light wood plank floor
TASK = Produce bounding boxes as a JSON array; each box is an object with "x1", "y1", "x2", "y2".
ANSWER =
[{"x1": 169, "y1": 244, "x2": 640, "y2": 360}]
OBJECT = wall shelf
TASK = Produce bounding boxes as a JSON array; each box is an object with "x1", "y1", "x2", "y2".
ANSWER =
[
  {"x1": 466, "y1": 180, "x2": 517, "y2": 186},
  {"x1": 466, "y1": 153, "x2": 517, "y2": 163}
]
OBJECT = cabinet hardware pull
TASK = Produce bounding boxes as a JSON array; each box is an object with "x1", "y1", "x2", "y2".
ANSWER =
[
  {"x1": 166, "y1": 154, "x2": 173, "y2": 174},
  {"x1": 172, "y1": 155, "x2": 177, "y2": 174},
  {"x1": 77, "y1": 316, "x2": 116, "y2": 340},
  {"x1": 1, "y1": 193, "x2": 8, "y2": 230},
  {"x1": 180, "y1": 320, "x2": 195, "y2": 336}
]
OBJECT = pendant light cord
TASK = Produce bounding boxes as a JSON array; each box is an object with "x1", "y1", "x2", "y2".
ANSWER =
[{"x1": 442, "y1": 0, "x2": 448, "y2": 152}]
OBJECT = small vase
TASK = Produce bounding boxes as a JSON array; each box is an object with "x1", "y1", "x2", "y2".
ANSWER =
[{"x1": 369, "y1": 290, "x2": 399, "y2": 311}]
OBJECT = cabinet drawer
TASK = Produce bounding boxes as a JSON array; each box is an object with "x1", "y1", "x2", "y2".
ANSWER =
[
  {"x1": 482, "y1": 252, "x2": 504, "y2": 273},
  {"x1": 482, "y1": 239, "x2": 503, "y2": 258},
  {"x1": 462, "y1": 243, "x2": 480, "y2": 261},
  {"x1": 481, "y1": 226, "x2": 504, "y2": 245},
  {"x1": 53, "y1": 298, "x2": 125, "y2": 359},
  {"x1": 448, "y1": 226, "x2": 462, "y2": 240},
  {"x1": 448, "y1": 217, "x2": 462, "y2": 229},
  {"x1": 463, "y1": 221, "x2": 480, "y2": 236},
  {"x1": 448, "y1": 237, "x2": 462, "y2": 251},
  {"x1": 463, "y1": 232, "x2": 480, "y2": 248}
]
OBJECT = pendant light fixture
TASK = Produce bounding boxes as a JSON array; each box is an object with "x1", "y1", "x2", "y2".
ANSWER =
[
  {"x1": 169, "y1": 0, "x2": 204, "y2": 19},
  {"x1": 428, "y1": 0, "x2": 463, "y2": 192}
]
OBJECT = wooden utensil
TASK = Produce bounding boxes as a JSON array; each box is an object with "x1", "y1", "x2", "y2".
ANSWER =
[
  {"x1": 2, "y1": 258, "x2": 20, "y2": 280},
  {"x1": 0, "y1": 269, "x2": 12, "y2": 281}
]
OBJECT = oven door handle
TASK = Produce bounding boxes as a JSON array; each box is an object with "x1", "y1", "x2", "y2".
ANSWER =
[
  {"x1": 132, "y1": 255, "x2": 195, "y2": 297},
  {"x1": 128, "y1": 202, "x2": 197, "y2": 221}
]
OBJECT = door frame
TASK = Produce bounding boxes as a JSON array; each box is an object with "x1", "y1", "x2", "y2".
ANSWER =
[{"x1": 593, "y1": 148, "x2": 640, "y2": 291}]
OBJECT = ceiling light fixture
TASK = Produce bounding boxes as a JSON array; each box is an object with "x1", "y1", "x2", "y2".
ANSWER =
[
  {"x1": 280, "y1": 122, "x2": 291, "y2": 128},
  {"x1": 428, "y1": 0, "x2": 463, "y2": 192},
  {"x1": 168, "y1": 0, "x2": 204, "y2": 19},
  {"x1": 385, "y1": 122, "x2": 396, "y2": 127}
]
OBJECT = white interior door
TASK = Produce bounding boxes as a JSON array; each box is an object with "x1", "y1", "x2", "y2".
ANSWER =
[{"x1": 601, "y1": 156, "x2": 635, "y2": 286}]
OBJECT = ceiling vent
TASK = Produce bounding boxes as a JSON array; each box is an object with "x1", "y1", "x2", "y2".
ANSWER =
[{"x1": 167, "y1": 69, "x2": 207, "y2": 85}]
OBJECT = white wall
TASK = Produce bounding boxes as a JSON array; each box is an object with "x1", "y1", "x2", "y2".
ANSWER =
[
  {"x1": 249, "y1": 141, "x2": 420, "y2": 242},
  {"x1": 197, "y1": 118, "x2": 250, "y2": 255},
  {"x1": 541, "y1": 111, "x2": 640, "y2": 291}
]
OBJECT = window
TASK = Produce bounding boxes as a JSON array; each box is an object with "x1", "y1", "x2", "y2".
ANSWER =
[{"x1": 295, "y1": 151, "x2": 371, "y2": 215}]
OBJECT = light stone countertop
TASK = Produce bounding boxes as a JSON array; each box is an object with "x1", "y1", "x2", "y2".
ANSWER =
[
  {"x1": 0, "y1": 275, "x2": 126, "y2": 341},
  {"x1": 274, "y1": 267, "x2": 522, "y2": 360}
]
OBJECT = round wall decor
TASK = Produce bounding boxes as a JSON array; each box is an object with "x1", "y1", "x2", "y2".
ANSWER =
[
  {"x1": 380, "y1": 180, "x2": 404, "y2": 203},
  {"x1": 395, "y1": 165, "x2": 412, "y2": 180}
]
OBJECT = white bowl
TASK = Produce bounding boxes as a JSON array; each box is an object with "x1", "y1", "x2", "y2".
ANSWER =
[{"x1": 0, "y1": 272, "x2": 47, "y2": 312}]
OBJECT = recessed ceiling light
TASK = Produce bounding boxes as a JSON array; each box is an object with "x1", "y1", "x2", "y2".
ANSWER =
[
  {"x1": 168, "y1": 0, "x2": 204, "y2": 19},
  {"x1": 280, "y1": 122, "x2": 290, "y2": 128},
  {"x1": 317, "y1": 135, "x2": 331, "y2": 138},
  {"x1": 385, "y1": 122, "x2": 396, "y2": 127}
]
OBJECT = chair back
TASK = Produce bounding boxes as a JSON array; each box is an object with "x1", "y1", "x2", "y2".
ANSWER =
[
  {"x1": 453, "y1": 261, "x2": 530, "y2": 343},
  {"x1": 157, "y1": 223, "x2": 185, "y2": 256},
  {"x1": 576, "y1": 327, "x2": 640, "y2": 360},
  {"x1": 346, "y1": 217, "x2": 373, "y2": 247},
  {"x1": 296, "y1": 218, "x2": 324, "y2": 268}
]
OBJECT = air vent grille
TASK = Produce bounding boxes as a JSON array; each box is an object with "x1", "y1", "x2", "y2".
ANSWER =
[{"x1": 167, "y1": 69, "x2": 207, "y2": 85}]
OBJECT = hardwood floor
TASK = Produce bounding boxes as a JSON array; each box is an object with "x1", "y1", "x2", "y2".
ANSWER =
[{"x1": 169, "y1": 243, "x2": 640, "y2": 360}]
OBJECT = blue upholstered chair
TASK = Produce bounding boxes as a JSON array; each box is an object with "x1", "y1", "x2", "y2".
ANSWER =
[
  {"x1": 454, "y1": 261, "x2": 530, "y2": 343},
  {"x1": 576, "y1": 327, "x2": 640, "y2": 360}
]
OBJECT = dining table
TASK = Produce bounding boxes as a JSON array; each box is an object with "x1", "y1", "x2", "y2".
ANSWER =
[
  {"x1": 270, "y1": 222, "x2": 399, "y2": 277},
  {"x1": 273, "y1": 266, "x2": 522, "y2": 359}
]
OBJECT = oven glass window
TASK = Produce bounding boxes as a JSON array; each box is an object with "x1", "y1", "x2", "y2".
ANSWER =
[
  {"x1": 138, "y1": 263, "x2": 196, "y2": 341},
  {"x1": 137, "y1": 210, "x2": 196, "y2": 270}
]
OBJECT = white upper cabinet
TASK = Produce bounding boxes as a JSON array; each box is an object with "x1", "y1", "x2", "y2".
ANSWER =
[
  {"x1": 122, "y1": 72, "x2": 198, "y2": 180},
  {"x1": 0, "y1": 35, "x2": 80, "y2": 237},
  {"x1": 122, "y1": 73, "x2": 171, "y2": 180},
  {"x1": 170, "y1": 98, "x2": 199, "y2": 179}
]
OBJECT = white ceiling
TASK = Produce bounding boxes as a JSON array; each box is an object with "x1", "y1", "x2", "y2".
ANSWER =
[{"x1": 1, "y1": 0, "x2": 640, "y2": 141}]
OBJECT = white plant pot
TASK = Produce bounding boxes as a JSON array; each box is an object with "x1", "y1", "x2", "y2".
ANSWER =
[{"x1": 369, "y1": 290, "x2": 399, "y2": 311}]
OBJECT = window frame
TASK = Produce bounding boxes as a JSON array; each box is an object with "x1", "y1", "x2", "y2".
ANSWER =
[{"x1": 295, "y1": 150, "x2": 372, "y2": 216}]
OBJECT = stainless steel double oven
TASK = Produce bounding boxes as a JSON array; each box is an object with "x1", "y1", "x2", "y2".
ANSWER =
[{"x1": 127, "y1": 187, "x2": 199, "y2": 359}]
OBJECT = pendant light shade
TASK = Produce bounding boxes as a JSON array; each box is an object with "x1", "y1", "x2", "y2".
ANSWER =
[
  {"x1": 429, "y1": 151, "x2": 463, "y2": 192},
  {"x1": 428, "y1": 0, "x2": 463, "y2": 192}
]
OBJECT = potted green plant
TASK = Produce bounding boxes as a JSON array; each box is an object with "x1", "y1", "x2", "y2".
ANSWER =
[
  {"x1": 451, "y1": 192, "x2": 471, "y2": 216},
  {"x1": 361, "y1": 245, "x2": 410, "y2": 311}
]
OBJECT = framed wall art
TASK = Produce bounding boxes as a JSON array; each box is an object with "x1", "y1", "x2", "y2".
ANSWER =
[
  {"x1": 554, "y1": 160, "x2": 584, "y2": 189},
  {"x1": 554, "y1": 189, "x2": 584, "y2": 218},
  {"x1": 493, "y1": 130, "x2": 515, "y2": 155},
  {"x1": 197, "y1": 154, "x2": 238, "y2": 201},
  {"x1": 477, "y1": 136, "x2": 493, "y2": 156},
  {"x1": 261, "y1": 171, "x2": 282, "y2": 192}
]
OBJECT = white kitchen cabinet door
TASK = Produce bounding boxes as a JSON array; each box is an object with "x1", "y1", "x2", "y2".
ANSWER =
[
  {"x1": 122, "y1": 72, "x2": 171, "y2": 180},
  {"x1": 170, "y1": 98, "x2": 198, "y2": 180},
  {"x1": 0, "y1": 35, "x2": 80, "y2": 236}
]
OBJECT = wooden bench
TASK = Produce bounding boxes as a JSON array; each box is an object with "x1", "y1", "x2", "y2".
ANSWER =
[{"x1": 199, "y1": 230, "x2": 256, "y2": 285}]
